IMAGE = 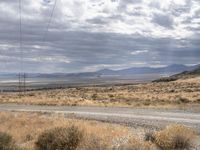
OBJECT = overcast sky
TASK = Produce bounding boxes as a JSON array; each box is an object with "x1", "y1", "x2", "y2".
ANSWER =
[{"x1": 0, "y1": 0, "x2": 200, "y2": 73}]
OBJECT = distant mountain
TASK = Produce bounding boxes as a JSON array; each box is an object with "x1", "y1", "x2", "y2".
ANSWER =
[
  {"x1": 174, "y1": 66, "x2": 200, "y2": 77},
  {"x1": 153, "y1": 66, "x2": 200, "y2": 82},
  {"x1": 0, "y1": 64, "x2": 199, "y2": 79},
  {"x1": 97, "y1": 69, "x2": 116, "y2": 75},
  {"x1": 96, "y1": 64, "x2": 199, "y2": 76}
]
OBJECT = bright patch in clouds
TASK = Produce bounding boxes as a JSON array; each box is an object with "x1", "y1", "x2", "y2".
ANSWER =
[{"x1": 131, "y1": 50, "x2": 149, "y2": 55}]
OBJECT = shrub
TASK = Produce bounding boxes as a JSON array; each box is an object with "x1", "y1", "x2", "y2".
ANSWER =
[
  {"x1": 91, "y1": 94, "x2": 98, "y2": 100},
  {"x1": 144, "y1": 131, "x2": 155, "y2": 142},
  {"x1": 25, "y1": 134, "x2": 33, "y2": 142},
  {"x1": 35, "y1": 125, "x2": 83, "y2": 150},
  {"x1": 153, "y1": 77, "x2": 177, "y2": 83},
  {"x1": 195, "y1": 99, "x2": 200, "y2": 103},
  {"x1": 178, "y1": 97, "x2": 190, "y2": 103},
  {"x1": 154, "y1": 124, "x2": 195, "y2": 150},
  {"x1": 0, "y1": 132, "x2": 17, "y2": 150},
  {"x1": 27, "y1": 93, "x2": 35, "y2": 97}
]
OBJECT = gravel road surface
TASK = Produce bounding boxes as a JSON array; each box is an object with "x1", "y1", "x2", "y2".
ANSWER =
[{"x1": 0, "y1": 104, "x2": 199, "y2": 132}]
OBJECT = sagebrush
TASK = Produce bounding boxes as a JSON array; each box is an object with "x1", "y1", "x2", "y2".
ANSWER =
[{"x1": 35, "y1": 125, "x2": 83, "y2": 150}]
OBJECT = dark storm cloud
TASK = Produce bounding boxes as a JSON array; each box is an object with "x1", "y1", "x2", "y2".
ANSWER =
[{"x1": 0, "y1": 0, "x2": 200, "y2": 73}]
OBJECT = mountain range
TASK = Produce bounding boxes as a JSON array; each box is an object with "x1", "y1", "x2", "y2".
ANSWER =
[
  {"x1": 96, "y1": 64, "x2": 199, "y2": 76},
  {"x1": 153, "y1": 65, "x2": 200, "y2": 82},
  {"x1": 0, "y1": 64, "x2": 199, "y2": 78}
]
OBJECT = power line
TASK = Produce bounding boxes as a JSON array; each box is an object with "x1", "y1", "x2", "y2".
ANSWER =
[
  {"x1": 42, "y1": 0, "x2": 57, "y2": 44},
  {"x1": 18, "y1": 0, "x2": 22, "y2": 95},
  {"x1": 18, "y1": 0, "x2": 26, "y2": 95},
  {"x1": 19, "y1": 0, "x2": 22, "y2": 72},
  {"x1": 19, "y1": 0, "x2": 23, "y2": 72},
  {"x1": 38, "y1": 0, "x2": 57, "y2": 68},
  {"x1": 18, "y1": 0, "x2": 57, "y2": 94}
]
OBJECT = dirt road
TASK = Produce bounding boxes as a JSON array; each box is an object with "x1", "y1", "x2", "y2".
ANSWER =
[{"x1": 0, "y1": 104, "x2": 199, "y2": 132}]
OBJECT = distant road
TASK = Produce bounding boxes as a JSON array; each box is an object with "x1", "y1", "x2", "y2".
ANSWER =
[{"x1": 0, "y1": 104, "x2": 200, "y2": 132}]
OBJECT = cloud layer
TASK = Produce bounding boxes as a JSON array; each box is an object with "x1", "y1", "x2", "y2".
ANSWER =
[{"x1": 0, "y1": 0, "x2": 200, "y2": 73}]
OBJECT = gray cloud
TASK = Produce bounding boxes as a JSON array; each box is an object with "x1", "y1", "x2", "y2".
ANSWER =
[
  {"x1": 152, "y1": 13, "x2": 174, "y2": 29},
  {"x1": 0, "y1": 0, "x2": 200, "y2": 73}
]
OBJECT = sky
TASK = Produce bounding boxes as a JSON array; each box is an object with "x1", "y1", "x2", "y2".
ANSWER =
[{"x1": 0, "y1": 0, "x2": 200, "y2": 73}]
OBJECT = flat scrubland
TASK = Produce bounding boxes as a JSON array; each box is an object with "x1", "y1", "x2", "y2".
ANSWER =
[
  {"x1": 0, "y1": 77, "x2": 200, "y2": 108},
  {"x1": 0, "y1": 111, "x2": 199, "y2": 150}
]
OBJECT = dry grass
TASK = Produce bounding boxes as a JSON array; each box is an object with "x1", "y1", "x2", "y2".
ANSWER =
[
  {"x1": 0, "y1": 77, "x2": 200, "y2": 108},
  {"x1": 0, "y1": 111, "x2": 147, "y2": 150},
  {"x1": 0, "y1": 112, "x2": 198, "y2": 150}
]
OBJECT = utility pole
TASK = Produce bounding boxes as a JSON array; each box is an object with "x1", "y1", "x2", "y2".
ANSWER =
[
  {"x1": 18, "y1": 73, "x2": 21, "y2": 96},
  {"x1": 23, "y1": 73, "x2": 26, "y2": 94},
  {"x1": 18, "y1": 0, "x2": 26, "y2": 96},
  {"x1": 18, "y1": 73, "x2": 26, "y2": 96}
]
